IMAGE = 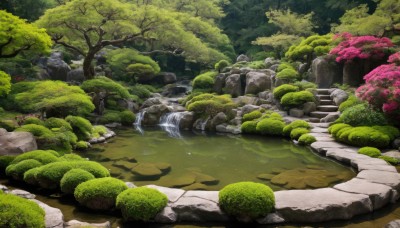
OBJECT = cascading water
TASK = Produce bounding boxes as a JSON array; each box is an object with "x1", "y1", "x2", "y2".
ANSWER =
[
  {"x1": 159, "y1": 112, "x2": 185, "y2": 138},
  {"x1": 200, "y1": 117, "x2": 210, "y2": 131},
  {"x1": 134, "y1": 111, "x2": 146, "y2": 134}
]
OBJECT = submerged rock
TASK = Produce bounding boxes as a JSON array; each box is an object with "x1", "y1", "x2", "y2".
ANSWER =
[
  {"x1": 183, "y1": 183, "x2": 210, "y2": 191},
  {"x1": 271, "y1": 168, "x2": 337, "y2": 189},
  {"x1": 257, "y1": 174, "x2": 275, "y2": 181},
  {"x1": 113, "y1": 160, "x2": 137, "y2": 171},
  {"x1": 64, "y1": 220, "x2": 110, "y2": 228},
  {"x1": 159, "y1": 174, "x2": 196, "y2": 188},
  {"x1": 132, "y1": 163, "x2": 163, "y2": 178}
]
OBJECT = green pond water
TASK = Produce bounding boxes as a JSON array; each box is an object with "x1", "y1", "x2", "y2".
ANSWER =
[{"x1": 78, "y1": 128, "x2": 355, "y2": 191}]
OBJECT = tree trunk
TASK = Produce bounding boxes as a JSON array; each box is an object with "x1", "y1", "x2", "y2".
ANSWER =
[{"x1": 83, "y1": 52, "x2": 96, "y2": 80}]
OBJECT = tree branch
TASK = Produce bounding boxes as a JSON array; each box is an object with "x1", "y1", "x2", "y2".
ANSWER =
[{"x1": 53, "y1": 34, "x2": 86, "y2": 56}]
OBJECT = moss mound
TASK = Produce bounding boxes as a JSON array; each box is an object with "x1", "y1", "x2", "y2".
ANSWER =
[
  {"x1": 6, "y1": 159, "x2": 43, "y2": 180},
  {"x1": 298, "y1": 134, "x2": 317, "y2": 145},
  {"x1": 283, "y1": 120, "x2": 311, "y2": 137},
  {"x1": 358, "y1": 147, "x2": 381, "y2": 158},
  {"x1": 256, "y1": 118, "x2": 285, "y2": 136},
  {"x1": 273, "y1": 84, "x2": 299, "y2": 100},
  {"x1": 241, "y1": 121, "x2": 258, "y2": 134},
  {"x1": 60, "y1": 168, "x2": 95, "y2": 194},
  {"x1": 242, "y1": 110, "x2": 262, "y2": 122},
  {"x1": 10, "y1": 150, "x2": 60, "y2": 165},
  {"x1": 290, "y1": 128, "x2": 310, "y2": 140}
]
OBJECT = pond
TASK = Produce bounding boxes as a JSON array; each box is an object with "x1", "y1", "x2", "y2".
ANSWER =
[{"x1": 78, "y1": 128, "x2": 355, "y2": 191}]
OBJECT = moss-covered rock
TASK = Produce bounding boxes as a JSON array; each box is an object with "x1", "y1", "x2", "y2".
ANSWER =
[
  {"x1": 60, "y1": 168, "x2": 95, "y2": 194},
  {"x1": 358, "y1": 147, "x2": 381, "y2": 158},
  {"x1": 273, "y1": 84, "x2": 299, "y2": 100},
  {"x1": 241, "y1": 121, "x2": 258, "y2": 134},
  {"x1": 298, "y1": 134, "x2": 317, "y2": 145},
  {"x1": 283, "y1": 120, "x2": 311, "y2": 137},
  {"x1": 256, "y1": 118, "x2": 285, "y2": 136},
  {"x1": 6, "y1": 159, "x2": 43, "y2": 180},
  {"x1": 10, "y1": 150, "x2": 60, "y2": 165},
  {"x1": 242, "y1": 110, "x2": 262, "y2": 122},
  {"x1": 290, "y1": 128, "x2": 310, "y2": 140},
  {"x1": 281, "y1": 91, "x2": 315, "y2": 107}
]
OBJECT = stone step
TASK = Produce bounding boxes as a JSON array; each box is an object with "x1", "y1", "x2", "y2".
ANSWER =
[
  {"x1": 317, "y1": 105, "x2": 339, "y2": 112},
  {"x1": 316, "y1": 89, "x2": 330, "y2": 95},
  {"x1": 307, "y1": 118, "x2": 321, "y2": 123},
  {"x1": 320, "y1": 100, "x2": 335, "y2": 105},
  {"x1": 310, "y1": 111, "x2": 331, "y2": 119},
  {"x1": 317, "y1": 95, "x2": 331, "y2": 100}
]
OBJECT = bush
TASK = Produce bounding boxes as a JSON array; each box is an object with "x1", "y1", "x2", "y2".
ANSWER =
[
  {"x1": 116, "y1": 187, "x2": 168, "y2": 221},
  {"x1": 215, "y1": 60, "x2": 230, "y2": 72},
  {"x1": 60, "y1": 154, "x2": 86, "y2": 162},
  {"x1": 283, "y1": 120, "x2": 310, "y2": 136},
  {"x1": 219, "y1": 182, "x2": 275, "y2": 220},
  {"x1": 120, "y1": 110, "x2": 136, "y2": 126},
  {"x1": 15, "y1": 124, "x2": 53, "y2": 137},
  {"x1": 0, "y1": 155, "x2": 15, "y2": 173},
  {"x1": 126, "y1": 63, "x2": 157, "y2": 82},
  {"x1": 22, "y1": 117, "x2": 43, "y2": 126},
  {"x1": 10, "y1": 150, "x2": 60, "y2": 165},
  {"x1": 65, "y1": 116, "x2": 93, "y2": 141},
  {"x1": 298, "y1": 134, "x2": 317, "y2": 145},
  {"x1": 75, "y1": 141, "x2": 89, "y2": 150},
  {"x1": 129, "y1": 84, "x2": 152, "y2": 99},
  {"x1": 277, "y1": 62, "x2": 295, "y2": 72},
  {"x1": 328, "y1": 123, "x2": 351, "y2": 135},
  {"x1": 241, "y1": 121, "x2": 258, "y2": 134},
  {"x1": 248, "y1": 61, "x2": 266, "y2": 69},
  {"x1": 192, "y1": 71, "x2": 218, "y2": 91},
  {"x1": 60, "y1": 168, "x2": 95, "y2": 194},
  {"x1": 281, "y1": 91, "x2": 315, "y2": 107},
  {"x1": 335, "y1": 126, "x2": 391, "y2": 148},
  {"x1": 74, "y1": 177, "x2": 128, "y2": 210},
  {"x1": 336, "y1": 104, "x2": 387, "y2": 126},
  {"x1": 290, "y1": 128, "x2": 310, "y2": 140},
  {"x1": 45, "y1": 118, "x2": 72, "y2": 131},
  {"x1": 0, "y1": 193, "x2": 45, "y2": 228},
  {"x1": 273, "y1": 84, "x2": 299, "y2": 100},
  {"x1": 256, "y1": 118, "x2": 285, "y2": 136},
  {"x1": 242, "y1": 110, "x2": 262, "y2": 122},
  {"x1": 99, "y1": 111, "x2": 121, "y2": 124},
  {"x1": 338, "y1": 95, "x2": 363, "y2": 112},
  {"x1": 23, "y1": 167, "x2": 42, "y2": 186},
  {"x1": 6, "y1": 159, "x2": 42, "y2": 180},
  {"x1": 0, "y1": 120, "x2": 18, "y2": 131},
  {"x1": 379, "y1": 156, "x2": 400, "y2": 165},
  {"x1": 372, "y1": 126, "x2": 400, "y2": 141},
  {"x1": 187, "y1": 94, "x2": 236, "y2": 117},
  {"x1": 292, "y1": 81, "x2": 317, "y2": 90},
  {"x1": 358, "y1": 147, "x2": 381, "y2": 158},
  {"x1": 276, "y1": 68, "x2": 299, "y2": 81}
]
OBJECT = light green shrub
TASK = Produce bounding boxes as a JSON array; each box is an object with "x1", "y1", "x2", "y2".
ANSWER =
[
  {"x1": 338, "y1": 95, "x2": 363, "y2": 112},
  {"x1": 242, "y1": 110, "x2": 262, "y2": 122},
  {"x1": 45, "y1": 118, "x2": 72, "y2": 131},
  {"x1": 22, "y1": 117, "x2": 43, "y2": 126},
  {"x1": 60, "y1": 169, "x2": 95, "y2": 194},
  {"x1": 6, "y1": 159, "x2": 43, "y2": 180},
  {"x1": 65, "y1": 115, "x2": 93, "y2": 141},
  {"x1": 14, "y1": 124, "x2": 53, "y2": 137},
  {"x1": 281, "y1": 91, "x2": 315, "y2": 107},
  {"x1": 241, "y1": 121, "x2": 258, "y2": 134},
  {"x1": 283, "y1": 120, "x2": 311, "y2": 136},
  {"x1": 298, "y1": 134, "x2": 317, "y2": 145},
  {"x1": 120, "y1": 110, "x2": 136, "y2": 126},
  {"x1": 290, "y1": 128, "x2": 310, "y2": 140},
  {"x1": 215, "y1": 60, "x2": 230, "y2": 72},
  {"x1": 336, "y1": 104, "x2": 387, "y2": 126},
  {"x1": 276, "y1": 68, "x2": 299, "y2": 81},
  {"x1": 372, "y1": 126, "x2": 400, "y2": 141},
  {"x1": 358, "y1": 147, "x2": 381, "y2": 158},
  {"x1": 273, "y1": 84, "x2": 299, "y2": 100},
  {"x1": 75, "y1": 141, "x2": 89, "y2": 150},
  {"x1": 256, "y1": 118, "x2": 285, "y2": 136},
  {"x1": 192, "y1": 71, "x2": 218, "y2": 91}
]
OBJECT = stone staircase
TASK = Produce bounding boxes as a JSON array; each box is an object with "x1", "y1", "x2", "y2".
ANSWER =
[{"x1": 309, "y1": 89, "x2": 339, "y2": 122}]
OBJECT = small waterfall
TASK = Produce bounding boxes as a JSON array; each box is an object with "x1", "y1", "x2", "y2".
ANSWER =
[
  {"x1": 159, "y1": 112, "x2": 185, "y2": 138},
  {"x1": 200, "y1": 117, "x2": 210, "y2": 131},
  {"x1": 134, "y1": 111, "x2": 146, "y2": 134}
]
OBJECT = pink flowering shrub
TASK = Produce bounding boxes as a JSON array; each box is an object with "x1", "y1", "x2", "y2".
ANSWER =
[
  {"x1": 330, "y1": 33, "x2": 394, "y2": 63},
  {"x1": 356, "y1": 52, "x2": 400, "y2": 121}
]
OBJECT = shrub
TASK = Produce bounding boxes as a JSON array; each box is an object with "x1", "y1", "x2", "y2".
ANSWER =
[
  {"x1": 292, "y1": 81, "x2": 317, "y2": 90},
  {"x1": 285, "y1": 34, "x2": 333, "y2": 62},
  {"x1": 281, "y1": 91, "x2": 315, "y2": 107},
  {"x1": 328, "y1": 123, "x2": 351, "y2": 135},
  {"x1": 0, "y1": 155, "x2": 15, "y2": 173},
  {"x1": 215, "y1": 60, "x2": 230, "y2": 72},
  {"x1": 336, "y1": 126, "x2": 391, "y2": 148},
  {"x1": 242, "y1": 110, "x2": 262, "y2": 122},
  {"x1": 298, "y1": 134, "x2": 317, "y2": 145},
  {"x1": 0, "y1": 70, "x2": 11, "y2": 97},
  {"x1": 99, "y1": 111, "x2": 121, "y2": 124},
  {"x1": 74, "y1": 177, "x2": 128, "y2": 210},
  {"x1": 276, "y1": 68, "x2": 299, "y2": 81},
  {"x1": 241, "y1": 121, "x2": 258, "y2": 134},
  {"x1": 290, "y1": 128, "x2": 310, "y2": 140},
  {"x1": 15, "y1": 124, "x2": 53, "y2": 137},
  {"x1": 336, "y1": 104, "x2": 387, "y2": 126},
  {"x1": 187, "y1": 94, "x2": 236, "y2": 117},
  {"x1": 372, "y1": 126, "x2": 400, "y2": 141},
  {"x1": 6, "y1": 159, "x2": 42, "y2": 180},
  {"x1": 44, "y1": 118, "x2": 72, "y2": 131},
  {"x1": 120, "y1": 110, "x2": 136, "y2": 126},
  {"x1": 75, "y1": 141, "x2": 89, "y2": 150},
  {"x1": 65, "y1": 116, "x2": 93, "y2": 141},
  {"x1": 126, "y1": 63, "x2": 157, "y2": 82},
  {"x1": 59, "y1": 154, "x2": 86, "y2": 162},
  {"x1": 129, "y1": 84, "x2": 152, "y2": 99},
  {"x1": 60, "y1": 169, "x2": 95, "y2": 194},
  {"x1": 283, "y1": 120, "x2": 311, "y2": 136},
  {"x1": 277, "y1": 62, "x2": 295, "y2": 72},
  {"x1": 22, "y1": 117, "x2": 43, "y2": 126},
  {"x1": 10, "y1": 150, "x2": 60, "y2": 165},
  {"x1": 379, "y1": 156, "x2": 399, "y2": 165},
  {"x1": 23, "y1": 167, "x2": 42, "y2": 186},
  {"x1": 192, "y1": 71, "x2": 218, "y2": 91},
  {"x1": 338, "y1": 95, "x2": 363, "y2": 112},
  {"x1": 219, "y1": 182, "x2": 275, "y2": 220},
  {"x1": 358, "y1": 147, "x2": 381, "y2": 158},
  {"x1": 0, "y1": 120, "x2": 18, "y2": 131},
  {"x1": 273, "y1": 84, "x2": 299, "y2": 100},
  {"x1": 81, "y1": 76, "x2": 131, "y2": 99},
  {"x1": 256, "y1": 118, "x2": 285, "y2": 136},
  {"x1": 248, "y1": 61, "x2": 266, "y2": 69},
  {"x1": 116, "y1": 187, "x2": 168, "y2": 221},
  {"x1": 0, "y1": 193, "x2": 45, "y2": 228}
]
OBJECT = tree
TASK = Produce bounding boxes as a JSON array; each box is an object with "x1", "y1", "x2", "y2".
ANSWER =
[
  {"x1": 252, "y1": 33, "x2": 300, "y2": 58},
  {"x1": 0, "y1": 0, "x2": 56, "y2": 22},
  {"x1": 35, "y1": 0, "x2": 231, "y2": 79},
  {"x1": 0, "y1": 10, "x2": 52, "y2": 58},
  {"x1": 0, "y1": 71, "x2": 11, "y2": 97}
]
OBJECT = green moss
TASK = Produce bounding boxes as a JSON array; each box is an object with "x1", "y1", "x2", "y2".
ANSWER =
[
  {"x1": 334, "y1": 126, "x2": 391, "y2": 148},
  {"x1": 242, "y1": 110, "x2": 262, "y2": 122},
  {"x1": 116, "y1": 187, "x2": 168, "y2": 221},
  {"x1": 358, "y1": 147, "x2": 381, "y2": 158},
  {"x1": 241, "y1": 121, "x2": 258, "y2": 134},
  {"x1": 248, "y1": 61, "x2": 266, "y2": 69},
  {"x1": 65, "y1": 115, "x2": 93, "y2": 141},
  {"x1": 6, "y1": 159, "x2": 43, "y2": 180},
  {"x1": 379, "y1": 156, "x2": 399, "y2": 165},
  {"x1": 187, "y1": 93, "x2": 236, "y2": 117},
  {"x1": 273, "y1": 84, "x2": 299, "y2": 100},
  {"x1": 0, "y1": 155, "x2": 15, "y2": 173},
  {"x1": 219, "y1": 182, "x2": 275, "y2": 220},
  {"x1": 328, "y1": 123, "x2": 351, "y2": 135},
  {"x1": 44, "y1": 118, "x2": 72, "y2": 131},
  {"x1": 120, "y1": 110, "x2": 136, "y2": 126},
  {"x1": 59, "y1": 154, "x2": 86, "y2": 161},
  {"x1": 74, "y1": 177, "x2": 128, "y2": 210},
  {"x1": 192, "y1": 71, "x2": 218, "y2": 91},
  {"x1": 256, "y1": 118, "x2": 285, "y2": 136},
  {"x1": 298, "y1": 134, "x2": 317, "y2": 145},
  {"x1": 280, "y1": 91, "x2": 315, "y2": 107},
  {"x1": 283, "y1": 120, "x2": 311, "y2": 136},
  {"x1": 22, "y1": 117, "x2": 44, "y2": 126},
  {"x1": 277, "y1": 62, "x2": 295, "y2": 72},
  {"x1": 0, "y1": 119, "x2": 18, "y2": 131},
  {"x1": 290, "y1": 128, "x2": 310, "y2": 140},
  {"x1": 372, "y1": 126, "x2": 400, "y2": 141},
  {"x1": 336, "y1": 104, "x2": 387, "y2": 126},
  {"x1": 10, "y1": 150, "x2": 60, "y2": 165},
  {"x1": 215, "y1": 60, "x2": 230, "y2": 72},
  {"x1": 0, "y1": 193, "x2": 45, "y2": 228},
  {"x1": 338, "y1": 95, "x2": 362, "y2": 112},
  {"x1": 23, "y1": 167, "x2": 42, "y2": 186},
  {"x1": 276, "y1": 68, "x2": 299, "y2": 81},
  {"x1": 75, "y1": 141, "x2": 89, "y2": 150},
  {"x1": 15, "y1": 124, "x2": 53, "y2": 137},
  {"x1": 292, "y1": 81, "x2": 317, "y2": 90},
  {"x1": 60, "y1": 168, "x2": 95, "y2": 194},
  {"x1": 99, "y1": 110, "x2": 121, "y2": 124}
]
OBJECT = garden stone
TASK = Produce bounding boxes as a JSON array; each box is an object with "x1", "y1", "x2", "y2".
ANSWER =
[
  {"x1": 236, "y1": 54, "x2": 250, "y2": 62},
  {"x1": 232, "y1": 96, "x2": 258, "y2": 106},
  {"x1": 66, "y1": 68, "x2": 85, "y2": 83},
  {"x1": 64, "y1": 220, "x2": 110, "y2": 228},
  {"x1": 125, "y1": 182, "x2": 136, "y2": 188},
  {"x1": 270, "y1": 64, "x2": 280, "y2": 72},
  {"x1": 334, "y1": 178, "x2": 393, "y2": 210},
  {"x1": 141, "y1": 97, "x2": 163, "y2": 109},
  {"x1": 257, "y1": 213, "x2": 285, "y2": 224},
  {"x1": 311, "y1": 57, "x2": 342, "y2": 88},
  {"x1": 178, "y1": 111, "x2": 194, "y2": 130},
  {"x1": 289, "y1": 108, "x2": 304, "y2": 118},
  {"x1": 357, "y1": 163, "x2": 397, "y2": 173},
  {"x1": 225, "y1": 74, "x2": 242, "y2": 97},
  {"x1": 264, "y1": 57, "x2": 280, "y2": 68},
  {"x1": 211, "y1": 112, "x2": 228, "y2": 129},
  {"x1": 215, "y1": 124, "x2": 241, "y2": 135},
  {"x1": 386, "y1": 220, "x2": 400, "y2": 228},
  {"x1": 10, "y1": 189, "x2": 35, "y2": 199},
  {"x1": 0, "y1": 130, "x2": 37, "y2": 155},
  {"x1": 244, "y1": 71, "x2": 272, "y2": 95},
  {"x1": 155, "y1": 206, "x2": 178, "y2": 223},
  {"x1": 241, "y1": 104, "x2": 260, "y2": 115},
  {"x1": 383, "y1": 150, "x2": 400, "y2": 160},
  {"x1": 193, "y1": 172, "x2": 219, "y2": 185},
  {"x1": 330, "y1": 89, "x2": 348, "y2": 106},
  {"x1": 357, "y1": 170, "x2": 400, "y2": 192},
  {"x1": 132, "y1": 163, "x2": 163, "y2": 178},
  {"x1": 142, "y1": 104, "x2": 169, "y2": 126},
  {"x1": 320, "y1": 112, "x2": 340, "y2": 123},
  {"x1": 46, "y1": 51, "x2": 71, "y2": 81},
  {"x1": 310, "y1": 127, "x2": 328, "y2": 133},
  {"x1": 146, "y1": 185, "x2": 185, "y2": 203},
  {"x1": 213, "y1": 73, "x2": 227, "y2": 94},
  {"x1": 303, "y1": 102, "x2": 317, "y2": 115},
  {"x1": 184, "y1": 190, "x2": 219, "y2": 203},
  {"x1": 31, "y1": 199, "x2": 64, "y2": 228},
  {"x1": 275, "y1": 188, "x2": 372, "y2": 222},
  {"x1": 160, "y1": 72, "x2": 177, "y2": 84}
]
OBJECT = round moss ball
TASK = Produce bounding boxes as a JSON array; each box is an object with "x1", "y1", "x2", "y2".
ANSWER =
[
  {"x1": 358, "y1": 147, "x2": 381, "y2": 158},
  {"x1": 290, "y1": 128, "x2": 310, "y2": 140},
  {"x1": 298, "y1": 134, "x2": 317, "y2": 145},
  {"x1": 60, "y1": 168, "x2": 95, "y2": 194},
  {"x1": 74, "y1": 177, "x2": 128, "y2": 210},
  {"x1": 256, "y1": 119, "x2": 285, "y2": 136},
  {"x1": 241, "y1": 121, "x2": 258, "y2": 134},
  {"x1": 6, "y1": 159, "x2": 43, "y2": 181},
  {"x1": 218, "y1": 182, "x2": 275, "y2": 220},
  {"x1": 116, "y1": 187, "x2": 168, "y2": 221}
]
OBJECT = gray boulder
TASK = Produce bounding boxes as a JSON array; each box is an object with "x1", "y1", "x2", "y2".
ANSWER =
[
  {"x1": 141, "y1": 97, "x2": 163, "y2": 109},
  {"x1": 117, "y1": 99, "x2": 139, "y2": 112},
  {"x1": 303, "y1": 102, "x2": 317, "y2": 115},
  {"x1": 0, "y1": 129, "x2": 37, "y2": 155},
  {"x1": 244, "y1": 72, "x2": 272, "y2": 95},
  {"x1": 264, "y1": 58, "x2": 280, "y2": 68},
  {"x1": 10, "y1": 189, "x2": 36, "y2": 199},
  {"x1": 66, "y1": 68, "x2": 85, "y2": 83},
  {"x1": 241, "y1": 104, "x2": 260, "y2": 116},
  {"x1": 236, "y1": 54, "x2": 250, "y2": 62},
  {"x1": 211, "y1": 112, "x2": 228, "y2": 129},
  {"x1": 65, "y1": 220, "x2": 110, "y2": 228},
  {"x1": 46, "y1": 51, "x2": 71, "y2": 81},
  {"x1": 213, "y1": 73, "x2": 227, "y2": 94},
  {"x1": 179, "y1": 111, "x2": 195, "y2": 130},
  {"x1": 225, "y1": 74, "x2": 242, "y2": 97},
  {"x1": 330, "y1": 89, "x2": 348, "y2": 106},
  {"x1": 160, "y1": 72, "x2": 177, "y2": 84},
  {"x1": 142, "y1": 104, "x2": 170, "y2": 126},
  {"x1": 31, "y1": 199, "x2": 64, "y2": 228},
  {"x1": 311, "y1": 57, "x2": 342, "y2": 88},
  {"x1": 289, "y1": 108, "x2": 304, "y2": 118},
  {"x1": 215, "y1": 124, "x2": 241, "y2": 135},
  {"x1": 321, "y1": 112, "x2": 340, "y2": 123}
]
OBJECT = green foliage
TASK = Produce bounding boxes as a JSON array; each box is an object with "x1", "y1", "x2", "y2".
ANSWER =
[
  {"x1": 99, "y1": 111, "x2": 121, "y2": 125},
  {"x1": 358, "y1": 147, "x2": 381, "y2": 158},
  {"x1": 59, "y1": 154, "x2": 86, "y2": 162},
  {"x1": 281, "y1": 91, "x2": 315, "y2": 107},
  {"x1": 10, "y1": 150, "x2": 60, "y2": 165},
  {"x1": 298, "y1": 134, "x2": 317, "y2": 145},
  {"x1": 256, "y1": 117, "x2": 286, "y2": 136},
  {"x1": 186, "y1": 93, "x2": 236, "y2": 117},
  {"x1": 290, "y1": 128, "x2": 310, "y2": 140},
  {"x1": 75, "y1": 141, "x2": 89, "y2": 150},
  {"x1": 241, "y1": 121, "x2": 258, "y2": 134},
  {"x1": 92, "y1": 125, "x2": 107, "y2": 136},
  {"x1": 0, "y1": 10, "x2": 52, "y2": 58},
  {"x1": 277, "y1": 62, "x2": 295, "y2": 72},
  {"x1": 266, "y1": 9, "x2": 315, "y2": 36},
  {"x1": 129, "y1": 84, "x2": 153, "y2": 99},
  {"x1": 120, "y1": 110, "x2": 136, "y2": 126},
  {"x1": 60, "y1": 168, "x2": 95, "y2": 194},
  {"x1": 331, "y1": 125, "x2": 391, "y2": 148},
  {"x1": 215, "y1": 60, "x2": 230, "y2": 72},
  {"x1": 15, "y1": 124, "x2": 53, "y2": 137},
  {"x1": 276, "y1": 68, "x2": 300, "y2": 81},
  {"x1": 219, "y1": 182, "x2": 275, "y2": 219},
  {"x1": 192, "y1": 71, "x2": 218, "y2": 91},
  {"x1": 252, "y1": 33, "x2": 301, "y2": 58},
  {"x1": 336, "y1": 104, "x2": 387, "y2": 126},
  {"x1": 0, "y1": 193, "x2": 45, "y2": 228},
  {"x1": 0, "y1": 120, "x2": 18, "y2": 131},
  {"x1": 23, "y1": 167, "x2": 42, "y2": 186},
  {"x1": 273, "y1": 84, "x2": 299, "y2": 100},
  {"x1": 242, "y1": 110, "x2": 262, "y2": 122},
  {"x1": 371, "y1": 126, "x2": 400, "y2": 141},
  {"x1": 45, "y1": 118, "x2": 72, "y2": 131},
  {"x1": 248, "y1": 61, "x2": 266, "y2": 69},
  {"x1": 116, "y1": 187, "x2": 168, "y2": 221},
  {"x1": 285, "y1": 34, "x2": 333, "y2": 61},
  {"x1": 0, "y1": 71, "x2": 11, "y2": 96},
  {"x1": 338, "y1": 95, "x2": 363, "y2": 112},
  {"x1": 6, "y1": 159, "x2": 42, "y2": 180},
  {"x1": 0, "y1": 155, "x2": 15, "y2": 173},
  {"x1": 65, "y1": 116, "x2": 93, "y2": 141},
  {"x1": 328, "y1": 123, "x2": 352, "y2": 135},
  {"x1": 74, "y1": 177, "x2": 128, "y2": 210},
  {"x1": 126, "y1": 63, "x2": 157, "y2": 82},
  {"x1": 81, "y1": 76, "x2": 131, "y2": 99},
  {"x1": 22, "y1": 117, "x2": 44, "y2": 126},
  {"x1": 379, "y1": 156, "x2": 400, "y2": 165},
  {"x1": 14, "y1": 81, "x2": 94, "y2": 117},
  {"x1": 283, "y1": 120, "x2": 311, "y2": 136},
  {"x1": 292, "y1": 81, "x2": 318, "y2": 90}
]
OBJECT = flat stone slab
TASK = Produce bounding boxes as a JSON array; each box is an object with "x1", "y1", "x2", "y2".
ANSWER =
[
  {"x1": 146, "y1": 185, "x2": 185, "y2": 203},
  {"x1": 309, "y1": 123, "x2": 330, "y2": 128},
  {"x1": 334, "y1": 178, "x2": 393, "y2": 210},
  {"x1": 31, "y1": 199, "x2": 64, "y2": 228},
  {"x1": 183, "y1": 190, "x2": 219, "y2": 203},
  {"x1": 275, "y1": 188, "x2": 372, "y2": 222},
  {"x1": 155, "y1": 206, "x2": 178, "y2": 223},
  {"x1": 64, "y1": 220, "x2": 110, "y2": 228},
  {"x1": 325, "y1": 149, "x2": 367, "y2": 166},
  {"x1": 386, "y1": 220, "x2": 400, "y2": 228},
  {"x1": 357, "y1": 163, "x2": 398, "y2": 173},
  {"x1": 357, "y1": 170, "x2": 400, "y2": 192},
  {"x1": 10, "y1": 189, "x2": 35, "y2": 199},
  {"x1": 310, "y1": 127, "x2": 329, "y2": 133},
  {"x1": 314, "y1": 136, "x2": 335, "y2": 142}
]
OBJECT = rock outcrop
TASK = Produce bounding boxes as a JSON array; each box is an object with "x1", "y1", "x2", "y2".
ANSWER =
[{"x1": 0, "y1": 128, "x2": 37, "y2": 155}]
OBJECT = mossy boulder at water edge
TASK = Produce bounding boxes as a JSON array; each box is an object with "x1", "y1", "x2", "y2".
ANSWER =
[
  {"x1": 6, "y1": 159, "x2": 43, "y2": 180},
  {"x1": 60, "y1": 168, "x2": 95, "y2": 194}
]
